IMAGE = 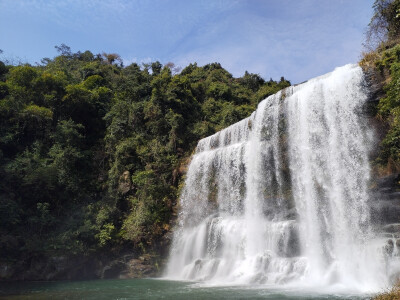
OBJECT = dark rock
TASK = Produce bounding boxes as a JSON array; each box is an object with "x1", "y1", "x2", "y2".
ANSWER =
[
  {"x1": 102, "y1": 260, "x2": 126, "y2": 279},
  {"x1": 385, "y1": 239, "x2": 394, "y2": 255},
  {"x1": 118, "y1": 170, "x2": 132, "y2": 194},
  {"x1": 0, "y1": 255, "x2": 104, "y2": 281},
  {"x1": 370, "y1": 174, "x2": 400, "y2": 225},
  {"x1": 277, "y1": 221, "x2": 300, "y2": 258},
  {"x1": 362, "y1": 67, "x2": 385, "y2": 106},
  {"x1": 382, "y1": 224, "x2": 400, "y2": 233},
  {"x1": 251, "y1": 272, "x2": 267, "y2": 284},
  {"x1": 99, "y1": 253, "x2": 161, "y2": 279},
  {"x1": 0, "y1": 263, "x2": 13, "y2": 280},
  {"x1": 121, "y1": 258, "x2": 157, "y2": 278},
  {"x1": 0, "y1": 251, "x2": 164, "y2": 281},
  {"x1": 284, "y1": 208, "x2": 299, "y2": 220}
]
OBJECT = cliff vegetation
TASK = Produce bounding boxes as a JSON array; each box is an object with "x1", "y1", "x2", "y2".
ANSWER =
[{"x1": 360, "y1": 0, "x2": 400, "y2": 174}]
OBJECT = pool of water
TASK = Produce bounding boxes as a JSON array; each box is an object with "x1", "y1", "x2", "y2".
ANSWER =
[{"x1": 0, "y1": 278, "x2": 376, "y2": 299}]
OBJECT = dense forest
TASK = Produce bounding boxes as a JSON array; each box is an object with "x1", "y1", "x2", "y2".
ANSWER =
[{"x1": 0, "y1": 45, "x2": 290, "y2": 278}]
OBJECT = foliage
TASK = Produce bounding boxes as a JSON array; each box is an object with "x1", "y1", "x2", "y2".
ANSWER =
[
  {"x1": 361, "y1": 1, "x2": 400, "y2": 171},
  {"x1": 0, "y1": 45, "x2": 290, "y2": 262},
  {"x1": 365, "y1": 0, "x2": 400, "y2": 50},
  {"x1": 373, "y1": 281, "x2": 400, "y2": 300}
]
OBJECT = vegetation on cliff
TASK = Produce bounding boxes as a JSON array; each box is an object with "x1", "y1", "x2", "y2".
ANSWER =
[
  {"x1": 373, "y1": 281, "x2": 400, "y2": 300},
  {"x1": 360, "y1": 0, "x2": 400, "y2": 173},
  {"x1": 0, "y1": 45, "x2": 290, "y2": 273}
]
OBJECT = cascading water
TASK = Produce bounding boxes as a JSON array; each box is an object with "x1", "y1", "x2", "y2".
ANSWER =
[{"x1": 165, "y1": 64, "x2": 398, "y2": 292}]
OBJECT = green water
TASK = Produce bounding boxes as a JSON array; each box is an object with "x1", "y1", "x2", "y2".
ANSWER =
[{"x1": 0, "y1": 279, "x2": 373, "y2": 300}]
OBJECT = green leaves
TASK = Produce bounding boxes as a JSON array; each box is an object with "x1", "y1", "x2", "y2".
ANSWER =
[
  {"x1": 368, "y1": 38, "x2": 400, "y2": 168},
  {"x1": 8, "y1": 65, "x2": 38, "y2": 88},
  {"x1": 22, "y1": 105, "x2": 53, "y2": 121},
  {"x1": 0, "y1": 46, "x2": 291, "y2": 261}
]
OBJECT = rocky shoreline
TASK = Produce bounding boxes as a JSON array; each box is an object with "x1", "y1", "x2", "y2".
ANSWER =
[{"x1": 0, "y1": 252, "x2": 164, "y2": 281}]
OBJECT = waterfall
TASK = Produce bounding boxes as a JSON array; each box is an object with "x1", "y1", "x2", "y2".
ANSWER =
[{"x1": 165, "y1": 64, "x2": 394, "y2": 291}]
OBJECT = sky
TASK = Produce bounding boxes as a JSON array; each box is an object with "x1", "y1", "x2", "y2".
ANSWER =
[{"x1": 0, "y1": 0, "x2": 375, "y2": 84}]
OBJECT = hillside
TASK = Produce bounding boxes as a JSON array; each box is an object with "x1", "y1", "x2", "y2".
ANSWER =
[{"x1": 0, "y1": 48, "x2": 290, "y2": 280}]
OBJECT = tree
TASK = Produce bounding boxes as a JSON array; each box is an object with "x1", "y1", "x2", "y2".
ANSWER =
[
  {"x1": 55, "y1": 43, "x2": 72, "y2": 56},
  {"x1": 366, "y1": 0, "x2": 400, "y2": 49},
  {"x1": 102, "y1": 52, "x2": 122, "y2": 66},
  {"x1": 151, "y1": 61, "x2": 162, "y2": 75}
]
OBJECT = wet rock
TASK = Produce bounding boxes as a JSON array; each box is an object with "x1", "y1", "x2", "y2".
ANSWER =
[
  {"x1": 0, "y1": 263, "x2": 13, "y2": 280},
  {"x1": 362, "y1": 67, "x2": 385, "y2": 110},
  {"x1": 0, "y1": 252, "x2": 162, "y2": 281},
  {"x1": 277, "y1": 221, "x2": 300, "y2": 257},
  {"x1": 385, "y1": 239, "x2": 394, "y2": 256},
  {"x1": 284, "y1": 208, "x2": 299, "y2": 220},
  {"x1": 0, "y1": 255, "x2": 103, "y2": 281},
  {"x1": 121, "y1": 258, "x2": 157, "y2": 278},
  {"x1": 102, "y1": 260, "x2": 126, "y2": 279},
  {"x1": 382, "y1": 224, "x2": 400, "y2": 234},
  {"x1": 251, "y1": 272, "x2": 267, "y2": 284},
  {"x1": 370, "y1": 174, "x2": 400, "y2": 225}
]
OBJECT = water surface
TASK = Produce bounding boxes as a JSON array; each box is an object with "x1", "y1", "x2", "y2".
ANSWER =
[{"x1": 0, "y1": 279, "x2": 374, "y2": 299}]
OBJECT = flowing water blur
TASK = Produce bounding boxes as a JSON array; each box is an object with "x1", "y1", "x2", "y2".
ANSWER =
[{"x1": 165, "y1": 64, "x2": 397, "y2": 293}]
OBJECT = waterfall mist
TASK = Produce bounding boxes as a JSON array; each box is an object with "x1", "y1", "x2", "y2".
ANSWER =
[{"x1": 165, "y1": 65, "x2": 396, "y2": 292}]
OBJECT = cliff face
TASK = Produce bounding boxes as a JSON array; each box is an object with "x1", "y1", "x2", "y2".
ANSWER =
[
  {"x1": 370, "y1": 174, "x2": 400, "y2": 283},
  {"x1": 371, "y1": 174, "x2": 400, "y2": 226}
]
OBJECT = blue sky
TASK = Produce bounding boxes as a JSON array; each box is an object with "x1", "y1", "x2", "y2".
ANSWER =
[{"x1": 0, "y1": 0, "x2": 374, "y2": 83}]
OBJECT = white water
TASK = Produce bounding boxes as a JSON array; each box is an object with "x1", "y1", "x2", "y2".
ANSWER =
[{"x1": 165, "y1": 65, "x2": 398, "y2": 292}]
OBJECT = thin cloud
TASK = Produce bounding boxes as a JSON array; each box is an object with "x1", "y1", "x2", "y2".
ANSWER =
[
  {"x1": 170, "y1": 1, "x2": 373, "y2": 83},
  {"x1": 0, "y1": 0, "x2": 374, "y2": 83}
]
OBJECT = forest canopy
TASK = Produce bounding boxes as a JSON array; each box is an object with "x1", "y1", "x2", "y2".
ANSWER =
[{"x1": 0, "y1": 45, "x2": 290, "y2": 262}]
